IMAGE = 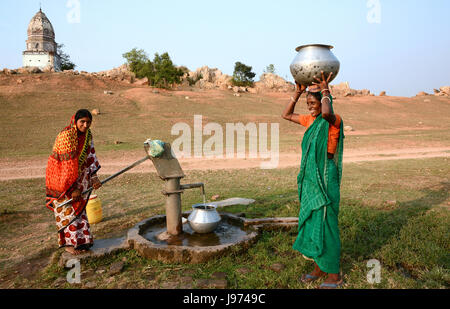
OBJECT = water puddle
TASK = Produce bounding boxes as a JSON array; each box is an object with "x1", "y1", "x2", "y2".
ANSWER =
[{"x1": 142, "y1": 219, "x2": 252, "y2": 247}]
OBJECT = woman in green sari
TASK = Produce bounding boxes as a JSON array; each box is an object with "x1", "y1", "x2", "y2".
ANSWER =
[{"x1": 282, "y1": 72, "x2": 345, "y2": 289}]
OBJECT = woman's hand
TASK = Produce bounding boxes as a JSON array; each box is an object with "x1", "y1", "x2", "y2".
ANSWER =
[
  {"x1": 312, "y1": 71, "x2": 333, "y2": 93},
  {"x1": 282, "y1": 82, "x2": 305, "y2": 124},
  {"x1": 295, "y1": 82, "x2": 307, "y2": 94},
  {"x1": 72, "y1": 189, "x2": 81, "y2": 202},
  {"x1": 92, "y1": 175, "x2": 102, "y2": 190}
]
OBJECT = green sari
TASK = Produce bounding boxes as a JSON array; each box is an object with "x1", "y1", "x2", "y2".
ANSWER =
[{"x1": 293, "y1": 108, "x2": 345, "y2": 274}]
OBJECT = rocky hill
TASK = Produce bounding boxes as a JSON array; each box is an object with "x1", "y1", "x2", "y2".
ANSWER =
[{"x1": 2, "y1": 65, "x2": 449, "y2": 98}]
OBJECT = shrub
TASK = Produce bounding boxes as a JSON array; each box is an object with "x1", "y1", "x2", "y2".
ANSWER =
[
  {"x1": 122, "y1": 49, "x2": 184, "y2": 89},
  {"x1": 186, "y1": 73, "x2": 203, "y2": 86},
  {"x1": 122, "y1": 48, "x2": 149, "y2": 78},
  {"x1": 264, "y1": 64, "x2": 276, "y2": 74},
  {"x1": 57, "y1": 44, "x2": 76, "y2": 71},
  {"x1": 231, "y1": 61, "x2": 256, "y2": 87}
]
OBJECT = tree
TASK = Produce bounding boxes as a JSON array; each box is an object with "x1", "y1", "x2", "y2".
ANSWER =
[
  {"x1": 264, "y1": 64, "x2": 276, "y2": 74},
  {"x1": 122, "y1": 48, "x2": 149, "y2": 78},
  {"x1": 232, "y1": 61, "x2": 256, "y2": 87},
  {"x1": 122, "y1": 48, "x2": 184, "y2": 89},
  {"x1": 149, "y1": 52, "x2": 184, "y2": 88},
  {"x1": 57, "y1": 44, "x2": 76, "y2": 71}
]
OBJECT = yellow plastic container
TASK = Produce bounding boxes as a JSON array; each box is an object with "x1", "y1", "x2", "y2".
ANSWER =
[{"x1": 86, "y1": 194, "x2": 102, "y2": 224}]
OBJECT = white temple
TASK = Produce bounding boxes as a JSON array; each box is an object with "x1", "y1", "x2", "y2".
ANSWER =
[{"x1": 22, "y1": 9, "x2": 61, "y2": 71}]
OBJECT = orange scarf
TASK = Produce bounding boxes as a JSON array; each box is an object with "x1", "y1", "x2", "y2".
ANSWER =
[{"x1": 45, "y1": 115, "x2": 92, "y2": 214}]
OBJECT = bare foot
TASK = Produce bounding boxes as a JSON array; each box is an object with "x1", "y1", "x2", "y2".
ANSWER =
[
  {"x1": 300, "y1": 263, "x2": 327, "y2": 283},
  {"x1": 65, "y1": 247, "x2": 88, "y2": 255},
  {"x1": 324, "y1": 273, "x2": 341, "y2": 284},
  {"x1": 318, "y1": 274, "x2": 344, "y2": 289}
]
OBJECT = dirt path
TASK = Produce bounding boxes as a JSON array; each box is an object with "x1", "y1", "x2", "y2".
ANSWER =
[{"x1": 1, "y1": 147, "x2": 449, "y2": 181}]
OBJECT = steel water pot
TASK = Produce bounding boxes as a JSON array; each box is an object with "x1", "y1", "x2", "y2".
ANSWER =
[
  {"x1": 187, "y1": 203, "x2": 221, "y2": 234},
  {"x1": 290, "y1": 44, "x2": 340, "y2": 86}
]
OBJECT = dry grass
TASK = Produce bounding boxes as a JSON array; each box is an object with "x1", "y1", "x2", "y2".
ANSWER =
[
  {"x1": 0, "y1": 73, "x2": 449, "y2": 289},
  {"x1": 0, "y1": 73, "x2": 449, "y2": 160},
  {"x1": 0, "y1": 157, "x2": 449, "y2": 289}
]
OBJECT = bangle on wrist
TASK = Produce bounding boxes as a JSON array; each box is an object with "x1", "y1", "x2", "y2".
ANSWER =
[{"x1": 321, "y1": 96, "x2": 331, "y2": 104}]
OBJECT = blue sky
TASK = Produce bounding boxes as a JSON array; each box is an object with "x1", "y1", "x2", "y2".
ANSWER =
[{"x1": 1, "y1": 0, "x2": 449, "y2": 96}]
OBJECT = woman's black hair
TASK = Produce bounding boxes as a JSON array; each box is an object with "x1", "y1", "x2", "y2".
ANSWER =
[
  {"x1": 75, "y1": 109, "x2": 93, "y2": 122},
  {"x1": 306, "y1": 91, "x2": 322, "y2": 102}
]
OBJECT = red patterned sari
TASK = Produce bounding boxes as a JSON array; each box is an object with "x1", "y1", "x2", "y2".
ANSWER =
[{"x1": 45, "y1": 115, "x2": 101, "y2": 249}]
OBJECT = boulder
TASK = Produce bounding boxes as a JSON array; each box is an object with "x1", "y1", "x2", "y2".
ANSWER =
[
  {"x1": 232, "y1": 86, "x2": 243, "y2": 93},
  {"x1": 28, "y1": 67, "x2": 42, "y2": 74},
  {"x1": 379, "y1": 91, "x2": 386, "y2": 96},
  {"x1": 97, "y1": 64, "x2": 135, "y2": 83},
  {"x1": 439, "y1": 86, "x2": 450, "y2": 96},
  {"x1": 269, "y1": 263, "x2": 286, "y2": 273},
  {"x1": 16, "y1": 68, "x2": 30, "y2": 74},
  {"x1": 330, "y1": 82, "x2": 373, "y2": 97},
  {"x1": 43, "y1": 66, "x2": 54, "y2": 73},
  {"x1": 108, "y1": 261, "x2": 124, "y2": 276},
  {"x1": 254, "y1": 73, "x2": 295, "y2": 92},
  {"x1": 416, "y1": 91, "x2": 429, "y2": 96},
  {"x1": 186, "y1": 66, "x2": 233, "y2": 89},
  {"x1": 330, "y1": 82, "x2": 351, "y2": 96},
  {"x1": 134, "y1": 77, "x2": 149, "y2": 86},
  {"x1": 344, "y1": 125, "x2": 354, "y2": 132}
]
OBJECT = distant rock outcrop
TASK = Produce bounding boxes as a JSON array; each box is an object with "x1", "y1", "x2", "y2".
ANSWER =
[
  {"x1": 329, "y1": 82, "x2": 372, "y2": 97},
  {"x1": 96, "y1": 64, "x2": 135, "y2": 83},
  {"x1": 438, "y1": 86, "x2": 450, "y2": 96},
  {"x1": 182, "y1": 68, "x2": 295, "y2": 93},
  {"x1": 184, "y1": 66, "x2": 233, "y2": 90},
  {"x1": 417, "y1": 86, "x2": 450, "y2": 97},
  {"x1": 254, "y1": 73, "x2": 295, "y2": 93}
]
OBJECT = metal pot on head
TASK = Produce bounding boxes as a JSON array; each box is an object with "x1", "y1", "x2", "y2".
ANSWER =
[
  {"x1": 187, "y1": 203, "x2": 221, "y2": 234},
  {"x1": 290, "y1": 44, "x2": 340, "y2": 86}
]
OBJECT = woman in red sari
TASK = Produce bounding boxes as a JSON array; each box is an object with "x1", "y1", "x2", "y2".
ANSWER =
[{"x1": 45, "y1": 109, "x2": 102, "y2": 255}]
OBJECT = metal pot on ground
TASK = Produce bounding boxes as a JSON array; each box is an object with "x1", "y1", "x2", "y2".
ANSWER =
[{"x1": 187, "y1": 204, "x2": 221, "y2": 234}]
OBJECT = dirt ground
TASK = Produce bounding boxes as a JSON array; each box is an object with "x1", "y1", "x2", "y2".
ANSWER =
[
  {"x1": 0, "y1": 72, "x2": 449, "y2": 289},
  {"x1": 1, "y1": 146, "x2": 450, "y2": 181}
]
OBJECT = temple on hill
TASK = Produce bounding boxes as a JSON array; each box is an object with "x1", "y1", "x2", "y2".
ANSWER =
[{"x1": 22, "y1": 9, "x2": 61, "y2": 71}]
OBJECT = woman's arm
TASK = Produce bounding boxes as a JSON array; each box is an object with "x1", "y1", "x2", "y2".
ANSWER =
[
  {"x1": 312, "y1": 72, "x2": 336, "y2": 125},
  {"x1": 282, "y1": 83, "x2": 306, "y2": 124},
  {"x1": 321, "y1": 90, "x2": 336, "y2": 125}
]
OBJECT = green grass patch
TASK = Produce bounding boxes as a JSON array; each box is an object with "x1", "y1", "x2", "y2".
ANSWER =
[{"x1": 1, "y1": 157, "x2": 449, "y2": 288}]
